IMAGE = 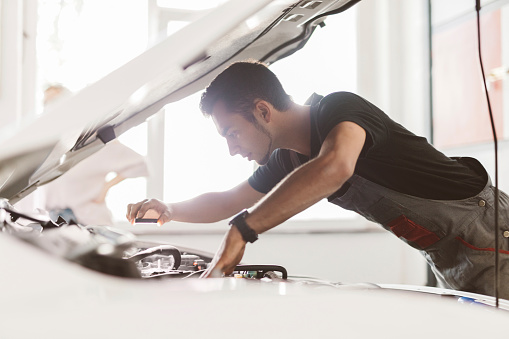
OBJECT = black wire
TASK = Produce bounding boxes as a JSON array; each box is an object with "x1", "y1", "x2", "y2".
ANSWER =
[{"x1": 475, "y1": 0, "x2": 499, "y2": 308}]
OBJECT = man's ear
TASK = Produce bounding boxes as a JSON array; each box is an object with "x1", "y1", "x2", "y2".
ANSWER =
[{"x1": 254, "y1": 100, "x2": 272, "y2": 123}]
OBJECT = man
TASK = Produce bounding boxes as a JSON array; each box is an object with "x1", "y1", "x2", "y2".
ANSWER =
[{"x1": 126, "y1": 60, "x2": 509, "y2": 298}]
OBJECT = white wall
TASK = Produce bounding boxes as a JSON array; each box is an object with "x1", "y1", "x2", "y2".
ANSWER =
[
  {"x1": 356, "y1": 0, "x2": 431, "y2": 139},
  {"x1": 0, "y1": 0, "x2": 37, "y2": 126},
  {"x1": 1, "y1": 0, "x2": 40, "y2": 212},
  {"x1": 0, "y1": 0, "x2": 23, "y2": 126}
]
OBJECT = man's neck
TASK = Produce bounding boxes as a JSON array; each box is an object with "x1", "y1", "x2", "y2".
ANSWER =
[{"x1": 275, "y1": 102, "x2": 311, "y2": 156}]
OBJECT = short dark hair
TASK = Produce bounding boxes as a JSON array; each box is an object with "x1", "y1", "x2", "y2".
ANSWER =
[{"x1": 199, "y1": 60, "x2": 292, "y2": 121}]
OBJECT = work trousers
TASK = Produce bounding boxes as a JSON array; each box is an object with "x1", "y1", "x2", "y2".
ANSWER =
[{"x1": 330, "y1": 173, "x2": 509, "y2": 299}]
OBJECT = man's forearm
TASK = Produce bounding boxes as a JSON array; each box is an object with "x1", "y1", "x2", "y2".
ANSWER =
[
  {"x1": 245, "y1": 121, "x2": 364, "y2": 235},
  {"x1": 170, "y1": 192, "x2": 242, "y2": 223},
  {"x1": 170, "y1": 180, "x2": 265, "y2": 224},
  {"x1": 127, "y1": 181, "x2": 264, "y2": 225},
  {"x1": 246, "y1": 155, "x2": 351, "y2": 234}
]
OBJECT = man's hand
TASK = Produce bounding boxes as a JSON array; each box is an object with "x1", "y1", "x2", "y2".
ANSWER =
[
  {"x1": 201, "y1": 225, "x2": 247, "y2": 278},
  {"x1": 126, "y1": 198, "x2": 173, "y2": 225}
]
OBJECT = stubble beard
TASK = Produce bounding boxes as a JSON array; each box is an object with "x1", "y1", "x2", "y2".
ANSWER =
[
  {"x1": 257, "y1": 140, "x2": 272, "y2": 165},
  {"x1": 253, "y1": 119, "x2": 273, "y2": 166}
]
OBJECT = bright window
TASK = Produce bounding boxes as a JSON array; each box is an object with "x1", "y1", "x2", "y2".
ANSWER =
[
  {"x1": 36, "y1": 0, "x2": 149, "y2": 223},
  {"x1": 162, "y1": 7, "x2": 359, "y2": 221},
  {"x1": 36, "y1": 1, "x2": 359, "y2": 223}
]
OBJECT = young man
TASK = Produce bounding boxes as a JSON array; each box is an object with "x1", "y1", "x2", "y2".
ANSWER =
[{"x1": 126, "y1": 60, "x2": 509, "y2": 298}]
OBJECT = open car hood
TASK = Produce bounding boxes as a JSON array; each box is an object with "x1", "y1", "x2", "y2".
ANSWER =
[{"x1": 0, "y1": 0, "x2": 359, "y2": 204}]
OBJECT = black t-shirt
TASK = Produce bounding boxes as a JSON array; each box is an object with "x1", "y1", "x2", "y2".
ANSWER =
[{"x1": 248, "y1": 92, "x2": 487, "y2": 200}]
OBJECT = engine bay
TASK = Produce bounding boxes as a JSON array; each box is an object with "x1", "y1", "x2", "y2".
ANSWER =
[{"x1": 0, "y1": 199, "x2": 287, "y2": 281}]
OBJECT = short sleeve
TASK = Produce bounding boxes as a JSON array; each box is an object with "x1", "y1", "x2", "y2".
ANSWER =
[
  {"x1": 248, "y1": 149, "x2": 294, "y2": 193},
  {"x1": 315, "y1": 92, "x2": 389, "y2": 155}
]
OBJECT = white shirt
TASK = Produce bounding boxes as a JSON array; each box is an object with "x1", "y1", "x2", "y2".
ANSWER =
[{"x1": 42, "y1": 141, "x2": 149, "y2": 225}]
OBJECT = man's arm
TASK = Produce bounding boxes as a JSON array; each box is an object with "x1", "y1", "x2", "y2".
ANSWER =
[
  {"x1": 126, "y1": 180, "x2": 264, "y2": 225},
  {"x1": 247, "y1": 121, "x2": 365, "y2": 232},
  {"x1": 202, "y1": 121, "x2": 366, "y2": 276}
]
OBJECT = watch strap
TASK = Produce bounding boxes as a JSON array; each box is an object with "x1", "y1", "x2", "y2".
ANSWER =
[{"x1": 229, "y1": 209, "x2": 258, "y2": 243}]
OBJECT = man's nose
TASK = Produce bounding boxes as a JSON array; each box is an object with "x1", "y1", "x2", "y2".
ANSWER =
[{"x1": 227, "y1": 140, "x2": 239, "y2": 156}]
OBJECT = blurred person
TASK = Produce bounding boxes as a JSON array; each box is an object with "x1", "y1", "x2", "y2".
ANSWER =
[
  {"x1": 42, "y1": 84, "x2": 149, "y2": 225},
  {"x1": 43, "y1": 83, "x2": 72, "y2": 107}
]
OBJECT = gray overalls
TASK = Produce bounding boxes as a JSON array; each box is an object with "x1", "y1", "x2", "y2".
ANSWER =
[
  {"x1": 297, "y1": 93, "x2": 509, "y2": 297},
  {"x1": 328, "y1": 168, "x2": 509, "y2": 298}
]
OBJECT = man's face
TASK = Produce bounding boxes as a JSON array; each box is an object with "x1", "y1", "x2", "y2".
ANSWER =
[{"x1": 212, "y1": 100, "x2": 273, "y2": 165}]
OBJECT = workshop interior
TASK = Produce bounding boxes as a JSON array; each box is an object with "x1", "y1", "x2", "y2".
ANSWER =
[{"x1": 1, "y1": 0, "x2": 509, "y2": 337}]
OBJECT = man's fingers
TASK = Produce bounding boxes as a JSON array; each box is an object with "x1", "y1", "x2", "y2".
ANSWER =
[
  {"x1": 126, "y1": 204, "x2": 132, "y2": 221},
  {"x1": 201, "y1": 226, "x2": 247, "y2": 278},
  {"x1": 223, "y1": 263, "x2": 237, "y2": 276},
  {"x1": 209, "y1": 268, "x2": 224, "y2": 278},
  {"x1": 135, "y1": 199, "x2": 151, "y2": 219},
  {"x1": 201, "y1": 265, "x2": 224, "y2": 278},
  {"x1": 158, "y1": 210, "x2": 172, "y2": 225},
  {"x1": 126, "y1": 199, "x2": 148, "y2": 222},
  {"x1": 201, "y1": 261, "x2": 238, "y2": 278},
  {"x1": 127, "y1": 199, "x2": 174, "y2": 226},
  {"x1": 126, "y1": 202, "x2": 140, "y2": 222}
]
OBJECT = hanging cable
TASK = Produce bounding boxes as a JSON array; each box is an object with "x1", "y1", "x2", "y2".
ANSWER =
[{"x1": 475, "y1": 0, "x2": 500, "y2": 308}]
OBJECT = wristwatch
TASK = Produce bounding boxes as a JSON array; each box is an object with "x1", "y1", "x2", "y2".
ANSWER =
[{"x1": 229, "y1": 209, "x2": 258, "y2": 243}]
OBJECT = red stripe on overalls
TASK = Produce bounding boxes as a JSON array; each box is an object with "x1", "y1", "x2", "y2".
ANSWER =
[{"x1": 455, "y1": 236, "x2": 509, "y2": 255}]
